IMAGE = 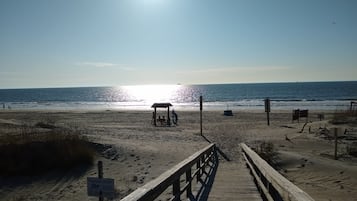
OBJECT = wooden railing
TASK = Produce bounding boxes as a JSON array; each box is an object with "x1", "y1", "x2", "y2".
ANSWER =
[
  {"x1": 121, "y1": 143, "x2": 217, "y2": 201},
  {"x1": 241, "y1": 143, "x2": 314, "y2": 201}
]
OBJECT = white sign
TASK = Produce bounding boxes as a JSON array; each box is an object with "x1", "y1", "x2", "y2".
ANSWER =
[{"x1": 87, "y1": 177, "x2": 115, "y2": 198}]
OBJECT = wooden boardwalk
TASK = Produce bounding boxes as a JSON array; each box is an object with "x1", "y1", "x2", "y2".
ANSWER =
[
  {"x1": 207, "y1": 159, "x2": 262, "y2": 201},
  {"x1": 121, "y1": 143, "x2": 314, "y2": 201}
]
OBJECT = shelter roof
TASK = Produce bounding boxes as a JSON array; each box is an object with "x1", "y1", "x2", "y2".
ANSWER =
[{"x1": 151, "y1": 103, "x2": 172, "y2": 108}]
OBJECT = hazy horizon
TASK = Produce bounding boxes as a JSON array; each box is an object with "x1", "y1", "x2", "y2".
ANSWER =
[{"x1": 0, "y1": 80, "x2": 356, "y2": 90}]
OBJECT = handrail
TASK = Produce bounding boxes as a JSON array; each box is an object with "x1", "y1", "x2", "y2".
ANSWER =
[
  {"x1": 121, "y1": 143, "x2": 217, "y2": 201},
  {"x1": 241, "y1": 143, "x2": 314, "y2": 201}
]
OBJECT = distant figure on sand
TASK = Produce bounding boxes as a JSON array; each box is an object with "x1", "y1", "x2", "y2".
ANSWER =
[
  {"x1": 172, "y1": 110, "x2": 178, "y2": 125},
  {"x1": 2, "y1": 103, "x2": 5, "y2": 109}
]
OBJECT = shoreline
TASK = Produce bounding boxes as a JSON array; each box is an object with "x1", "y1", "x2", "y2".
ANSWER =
[
  {"x1": 0, "y1": 99, "x2": 354, "y2": 112},
  {"x1": 0, "y1": 107, "x2": 343, "y2": 113}
]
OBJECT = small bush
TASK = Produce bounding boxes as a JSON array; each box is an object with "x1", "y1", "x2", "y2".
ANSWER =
[
  {"x1": 331, "y1": 110, "x2": 357, "y2": 125},
  {"x1": 254, "y1": 141, "x2": 278, "y2": 167},
  {"x1": 347, "y1": 142, "x2": 357, "y2": 157},
  {"x1": 0, "y1": 132, "x2": 95, "y2": 176}
]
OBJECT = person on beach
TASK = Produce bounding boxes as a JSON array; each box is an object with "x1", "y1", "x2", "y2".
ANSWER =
[{"x1": 172, "y1": 110, "x2": 178, "y2": 125}]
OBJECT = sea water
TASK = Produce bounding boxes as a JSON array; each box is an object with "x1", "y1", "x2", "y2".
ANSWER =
[{"x1": 0, "y1": 81, "x2": 356, "y2": 111}]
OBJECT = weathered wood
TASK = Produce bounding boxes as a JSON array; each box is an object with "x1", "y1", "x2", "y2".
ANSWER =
[
  {"x1": 121, "y1": 144, "x2": 216, "y2": 201},
  {"x1": 243, "y1": 152, "x2": 274, "y2": 201},
  {"x1": 207, "y1": 161, "x2": 262, "y2": 201},
  {"x1": 186, "y1": 169, "x2": 192, "y2": 197},
  {"x1": 241, "y1": 143, "x2": 315, "y2": 201}
]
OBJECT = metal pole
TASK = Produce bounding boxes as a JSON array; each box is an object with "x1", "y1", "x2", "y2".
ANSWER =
[
  {"x1": 265, "y1": 98, "x2": 270, "y2": 126},
  {"x1": 200, "y1": 96, "x2": 203, "y2": 136},
  {"x1": 334, "y1": 128, "x2": 338, "y2": 160}
]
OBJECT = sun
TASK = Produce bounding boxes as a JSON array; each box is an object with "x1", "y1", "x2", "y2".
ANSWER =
[{"x1": 122, "y1": 85, "x2": 181, "y2": 104}]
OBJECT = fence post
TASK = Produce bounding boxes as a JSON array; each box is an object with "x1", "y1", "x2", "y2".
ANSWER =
[{"x1": 334, "y1": 128, "x2": 338, "y2": 160}]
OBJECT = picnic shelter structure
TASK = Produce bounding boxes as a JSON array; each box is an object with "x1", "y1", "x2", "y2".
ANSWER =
[{"x1": 152, "y1": 103, "x2": 172, "y2": 126}]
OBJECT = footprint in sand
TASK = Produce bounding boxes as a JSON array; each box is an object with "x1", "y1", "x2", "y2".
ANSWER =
[
  {"x1": 134, "y1": 156, "x2": 140, "y2": 162},
  {"x1": 138, "y1": 176, "x2": 145, "y2": 184}
]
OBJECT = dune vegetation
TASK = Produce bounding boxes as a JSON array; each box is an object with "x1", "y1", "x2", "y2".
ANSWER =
[{"x1": 0, "y1": 123, "x2": 95, "y2": 176}]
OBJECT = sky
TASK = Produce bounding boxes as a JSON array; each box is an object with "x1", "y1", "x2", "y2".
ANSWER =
[{"x1": 0, "y1": 0, "x2": 356, "y2": 88}]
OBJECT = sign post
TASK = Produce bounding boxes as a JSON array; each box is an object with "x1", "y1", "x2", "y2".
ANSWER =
[
  {"x1": 265, "y1": 98, "x2": 271, "y2": 126},
  {"x1": 87, "y1": 161, "x2": 115, "y2": 200},
  {"x1": 200, "y1": 96, "x2": 203, "y2": 136},
  {"x1": 334, "y1": 128, "x2": 338, "y2": 160}
]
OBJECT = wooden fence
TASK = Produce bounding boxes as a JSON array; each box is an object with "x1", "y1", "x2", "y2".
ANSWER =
[
  {"x1": 241, "y1": 143, "x2": 314, "y2": 201},
  {"x1": 121, "y1": 143, "x2": 217, "y2": 201}
]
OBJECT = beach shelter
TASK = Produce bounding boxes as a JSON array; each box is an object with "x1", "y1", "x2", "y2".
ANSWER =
[{"x1": 151, "y1": 103, "x2": 172, "y2": 126}]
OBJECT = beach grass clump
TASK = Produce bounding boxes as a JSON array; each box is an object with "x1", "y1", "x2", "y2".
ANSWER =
[
  {"x1": 330, "y1": 109, "x2": 357, "y2": 125},
  {"x1": 254, "y1": 141, "x2": 278, "y2": 167},
  {"x1": 0, "y1": 131, "x2": 95, "y2": 176},
  {"x1": 346, "y1": 142, "x2": 357, "y2": 157}
]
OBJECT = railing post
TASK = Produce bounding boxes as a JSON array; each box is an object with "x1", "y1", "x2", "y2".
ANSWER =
[
  {"x1": 196, "y1": 160, "x2": 201, "y2": 183},
  {"x1": 201, "y1": 154, "x2": 205, "y2": 175},
  {"x1": 213, "y1": 146, "x2": 217, "y2": 164},
  {"x1": 186, "y1": 168, "x2": 192, "y2": 198},
  {"x1": 173, "y1": 178, "x2": 180, "y2": 201}
]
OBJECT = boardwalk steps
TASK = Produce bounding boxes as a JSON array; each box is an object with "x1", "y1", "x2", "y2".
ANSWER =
[
  {"x1": 207, "y1": 161, "x2": 262, "y2": 201},
  {"x1": 121, "y1": 143, "x2": 314, "y2": 201}
]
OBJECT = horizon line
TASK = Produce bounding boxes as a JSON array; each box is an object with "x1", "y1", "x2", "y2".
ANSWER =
[{"x1": 0, "y1": 80, "x2": 356, "y2": 90}]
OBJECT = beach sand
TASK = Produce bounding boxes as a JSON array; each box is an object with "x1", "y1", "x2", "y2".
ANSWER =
[{"x1": 0, "y1": 110, "x2": 356, "y2": 201}]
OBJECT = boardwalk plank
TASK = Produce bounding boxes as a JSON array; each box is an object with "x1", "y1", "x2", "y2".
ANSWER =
[{"x1": 207, "y1": 159, "x2": 262, "y2": 201}]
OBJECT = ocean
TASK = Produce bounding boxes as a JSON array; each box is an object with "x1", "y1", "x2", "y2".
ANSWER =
[{"x1": 0, "y1": 81, "x2": 356, "y2": 111}]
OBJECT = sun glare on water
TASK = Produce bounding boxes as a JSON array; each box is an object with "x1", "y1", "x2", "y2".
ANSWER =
[{"x1": 122, "y1": 85, "x2": 181, "y2": 104}]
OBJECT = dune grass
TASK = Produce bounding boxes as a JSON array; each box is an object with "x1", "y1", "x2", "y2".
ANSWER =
[
  {"x1": 254, "y1": 141, "x2": 278, "y2": 168},
  {"x1": 0, "y1": 128, "x2": 95, "y2": 176},
  {"x1": 330, "y1": 109, "x2": 357, "y2": 125}
]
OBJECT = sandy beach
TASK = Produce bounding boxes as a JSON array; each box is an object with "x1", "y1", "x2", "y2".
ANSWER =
[{"x1": 0, "y1": 109, "x2": 356, "y2": 201}]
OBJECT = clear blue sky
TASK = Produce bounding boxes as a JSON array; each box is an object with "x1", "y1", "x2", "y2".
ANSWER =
[{"x1": 0, "y1": 0, "x2": 356, "y2": 88}]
